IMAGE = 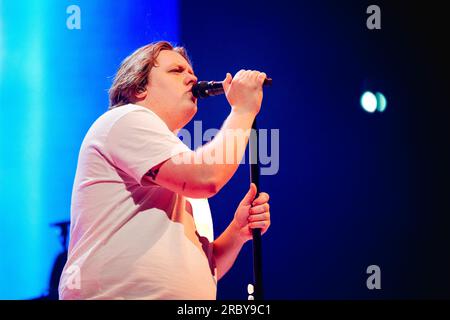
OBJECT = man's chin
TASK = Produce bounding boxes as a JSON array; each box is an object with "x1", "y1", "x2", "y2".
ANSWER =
[
  {"x1": 188, "y1": 105, "x2": 197, "y2": 120},
  {"x1": 178, "y1": 104, "x2": 197, "y2": 127},
  {"x1": 187, "y1": 102, "x2": 197, "y2": 115}
]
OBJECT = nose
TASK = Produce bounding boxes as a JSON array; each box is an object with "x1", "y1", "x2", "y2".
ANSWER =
[{"x1": 185, "y1": 73, "x2": 198, "y2": 87}]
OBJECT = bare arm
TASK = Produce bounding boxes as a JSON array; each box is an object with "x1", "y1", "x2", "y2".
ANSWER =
[
  {"x1": 213, "y1": 183, "x2": 271, "y2": 280},
  {"x1": 147, "y1": 70, "x2": 267, "y2": 198},
  {"x1": 213, "y1": 221, "x2": 245, "y2": 280}
]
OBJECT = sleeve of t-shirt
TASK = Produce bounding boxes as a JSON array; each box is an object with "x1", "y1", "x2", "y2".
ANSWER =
[{"x1": 106, "y1": 108, "x2": 191, "y2": 186}]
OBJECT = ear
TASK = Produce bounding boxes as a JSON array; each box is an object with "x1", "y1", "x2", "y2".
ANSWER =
[{"x1": 135, "y1": 87, "x2": 147, "y2": 99}]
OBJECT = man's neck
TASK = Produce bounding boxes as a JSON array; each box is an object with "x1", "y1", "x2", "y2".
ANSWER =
[{"x1": 134, "y1": 102, "x2": 178, "y2": 133}]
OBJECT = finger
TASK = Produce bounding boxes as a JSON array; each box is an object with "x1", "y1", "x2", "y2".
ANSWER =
[
  {"x1": 261, "y1": 223, "x2": 270, "y2": 235},
  {"x1": 248, "y1": 221, "x2": 270, "y2": 229},
  {"x1": 249, "y1": 203, "x2": 270, "y2": 214},
  {"x1": 222, "y1": 72, "x2": 232, "y2": 93},
  {"x1": 241, "y1": 183, "x2": 257, "y2": 206},
  {"x1": 238, "y1": 70, "x2": 248, "y2": 81},
  {"x1": 248, "y1": 71, "x2": 261, "y2": 87},
  {"x1": 248, "y1": 212, "x2": 270, "y2": 222},
  {"x1": 234, "y1": 69, "x2": 246, "y2": 81},
  {"x1": 250, "y1": 70, "x2": 260, "y2": 82},
  {"x1": 252, "y1": 192, "x2": 269, "y2": 206},
  {"x1": 257, "y1": 72, "x2": 267, "y2": 85},
  {"x1": 243, "y1": 69, "x2": 255, "y2": 80}
]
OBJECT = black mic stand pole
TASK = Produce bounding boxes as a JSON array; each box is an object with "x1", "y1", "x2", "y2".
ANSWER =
[{"x1": 249, "y1": 118, "x2": 264, "y2": 300}]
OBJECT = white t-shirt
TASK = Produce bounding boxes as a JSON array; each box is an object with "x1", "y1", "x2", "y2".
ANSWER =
[{"x1": 59, "y1": 104, "x2": 217, "y2": 300}]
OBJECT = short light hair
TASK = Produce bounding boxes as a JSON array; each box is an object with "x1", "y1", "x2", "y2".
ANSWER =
[{"x1": 108, "y1": 41, "x2": 191, "y2": 109}]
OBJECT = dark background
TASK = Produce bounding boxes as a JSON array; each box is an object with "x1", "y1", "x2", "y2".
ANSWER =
[{"x1": 180, "y1": 0, "x2": 450, "y2": 299}]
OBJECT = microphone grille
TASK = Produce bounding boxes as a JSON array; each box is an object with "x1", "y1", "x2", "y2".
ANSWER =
[{"x1": 192, "y1": 81, "x2": 210, "y2": 98}]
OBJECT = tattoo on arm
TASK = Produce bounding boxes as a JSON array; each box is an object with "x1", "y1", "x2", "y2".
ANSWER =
[{"x1": 145, "y1": 167, "x2": 160, "y2": 180}]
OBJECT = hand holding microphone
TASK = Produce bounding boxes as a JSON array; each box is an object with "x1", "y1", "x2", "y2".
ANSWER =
[{"x1": 192, "y1": 70, "x2": 272, "y2": 116}]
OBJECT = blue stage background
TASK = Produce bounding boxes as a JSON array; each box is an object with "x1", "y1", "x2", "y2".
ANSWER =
[{"x1": 0, "y1": 0, "x2": 448, "y2": 299}]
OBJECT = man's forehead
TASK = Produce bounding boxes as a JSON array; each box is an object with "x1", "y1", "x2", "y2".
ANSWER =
[{"x1": 156, "y1": 50, "x2": 190, "y2": 68}]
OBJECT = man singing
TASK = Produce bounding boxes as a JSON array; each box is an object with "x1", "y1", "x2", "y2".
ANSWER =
[{"x1": 59, "y1": 41, "x2": 271, "y2": 299}]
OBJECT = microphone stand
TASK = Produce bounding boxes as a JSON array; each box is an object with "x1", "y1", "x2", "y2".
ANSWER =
[{"x1": 249, "y1": 118, "x2": 264, "y2": 300}]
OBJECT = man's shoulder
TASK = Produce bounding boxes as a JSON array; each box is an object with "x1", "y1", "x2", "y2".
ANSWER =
[
  {"x1": 101, "y1": 103, "x2": 152, "y2": 120},
  {"x1": 91, "y1": 104, "x2": 158, "y2": 130}
]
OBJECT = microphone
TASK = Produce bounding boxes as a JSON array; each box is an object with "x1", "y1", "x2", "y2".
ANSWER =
[{"x1": 192, "y1": 78, "x2": 272, "y2": 98}]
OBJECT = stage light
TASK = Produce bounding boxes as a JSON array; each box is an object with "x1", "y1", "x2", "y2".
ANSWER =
[
  {"x1": 376, "y1": 92, "x2": 387, "y2": 112},
  {"x1": 360, "y1": 91, "x2": 377, "y2": 113}
]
